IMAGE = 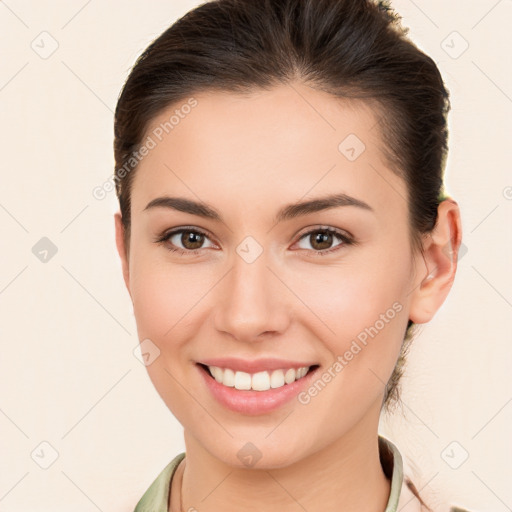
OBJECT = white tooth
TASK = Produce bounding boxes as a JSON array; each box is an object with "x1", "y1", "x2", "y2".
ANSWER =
[
  {"x1": 298, "y1": 366, "x2": 309, "y2": 378},
  {"x1": 222, "y1": 368, "x2": 235, "y2": 387},
  {"x1": 209, "y1": 366, "x2": 223, "y2": 382},
  {"x1": 234, "y1": 371, "x2": 252, "y2": 390},
  {"x1": 270, "y1": 369, "x2": 285, "y2": 388},
  {"x1": 251, "y1": 371, "x2": 271, "y2": 391},
  {"x1": 284, "y1": 368, "x2": 296, "y2": 384},
  {"x1": 212, "y1": 366, "x2": 310, "y2": 390}
]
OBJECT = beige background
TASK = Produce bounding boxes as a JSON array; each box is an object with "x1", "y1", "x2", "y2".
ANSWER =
[{"x1": 0, "y1": 1, "x2": 510, "y2": 511}]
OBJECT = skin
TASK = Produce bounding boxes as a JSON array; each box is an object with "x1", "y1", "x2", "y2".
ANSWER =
[{"x1": 114, "y1": 81, "x2": 462, "y2": 512}]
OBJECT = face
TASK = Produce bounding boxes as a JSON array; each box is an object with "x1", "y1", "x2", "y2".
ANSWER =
[{"x1": 116, "y1": 82, "x2": 425, "y2": 468}]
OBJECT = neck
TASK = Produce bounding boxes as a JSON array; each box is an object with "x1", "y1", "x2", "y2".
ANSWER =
[{"x1": 177, "y1": 407, "x2": 391, "y2": 512}]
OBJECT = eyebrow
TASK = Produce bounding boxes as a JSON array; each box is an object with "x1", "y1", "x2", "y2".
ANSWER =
[{"x1": 143, "y1": 192, "x2": 374, "y2": 223}]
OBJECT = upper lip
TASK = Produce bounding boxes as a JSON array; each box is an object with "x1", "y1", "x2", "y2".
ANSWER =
[{"x1": 198, "y1": 357, "x2": 318, "y2": 374}]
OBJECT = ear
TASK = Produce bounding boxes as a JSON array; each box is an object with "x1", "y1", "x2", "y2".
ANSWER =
[
  {"x1": 408, "y1": 198, "x2": 463, "y2": 324},
  {"x1": 114, "y1": 212, "x2": 131, "y2": 298}
]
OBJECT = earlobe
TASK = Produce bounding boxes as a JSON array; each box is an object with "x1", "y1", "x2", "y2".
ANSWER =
[
  {"x1": 408, "y1": 199, "x2": 463, "y2": 324},
  {"x1": 114, "y1": 212, "x2": 131, "y2": 295}
]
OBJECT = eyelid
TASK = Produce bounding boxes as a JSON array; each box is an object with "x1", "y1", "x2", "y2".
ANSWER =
[{"x1": 294, "y1": 224, "x2": 353, "y2": 241}]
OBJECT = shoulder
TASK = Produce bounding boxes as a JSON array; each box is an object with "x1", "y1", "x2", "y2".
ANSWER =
[{"x1": 133, "y1": 452, "x2": 185, "y2": 512}]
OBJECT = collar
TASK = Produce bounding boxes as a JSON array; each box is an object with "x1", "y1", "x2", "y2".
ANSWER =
[
  {"x1": 133, "y1": 435, "x2": 420, "y2": 512},
  {"x1": 380, "y1": 435, "x2": 424, "y2": 512}
]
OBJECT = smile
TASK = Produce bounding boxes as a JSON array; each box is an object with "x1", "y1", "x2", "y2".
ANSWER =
[
  {"x1": 196, "y1": 358, "x2": 320, "y2": 414},
  {"x1": 206, "y1": 365, "x2": 312, "y2": 391}
]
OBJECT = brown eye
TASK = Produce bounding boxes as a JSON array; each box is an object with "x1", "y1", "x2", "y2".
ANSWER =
[
  {"x1": 155, "y1": 227, "x2": 215, "y2": 255},
  {"x1": 295, "y1": 227, "x2": 353, "y2": 256},
  {"x1": 309, "y1": 231, "x2": 334, "y2": 251},
  {"x1": 180, "y1": 230, "x2": 205, "y2": 250}
]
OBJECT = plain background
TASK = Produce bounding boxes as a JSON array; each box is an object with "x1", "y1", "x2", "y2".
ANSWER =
[{"x1": 0, "y1": 1, "x2": 510, "y2": 511}]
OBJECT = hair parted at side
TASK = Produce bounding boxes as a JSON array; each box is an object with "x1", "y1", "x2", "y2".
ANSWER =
[{"x1": 113, "y1": 0, "x2": 451, "y2": 420}]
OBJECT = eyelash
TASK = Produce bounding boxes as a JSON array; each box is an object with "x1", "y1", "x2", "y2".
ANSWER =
[{"x1": 154, "y1": 225, "x2": 355, "y2": 257}]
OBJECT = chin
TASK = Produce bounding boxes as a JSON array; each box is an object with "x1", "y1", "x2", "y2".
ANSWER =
[{"x1": 200, "y1": 431, "x2": 314, "y2": 470}]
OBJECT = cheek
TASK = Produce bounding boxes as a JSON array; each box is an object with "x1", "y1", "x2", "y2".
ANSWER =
[
  {"x1": 128, "y1": 252, "x2": 210, "y2": 420},
  {"x1": 129, "y1": 245, "x2": 211, "y2": 341},
  {"x1": 289, "y1": 264, "x2": 408, "y2": 431},
  {"x1": 288, "y1": 250, "x2": 410, "y2": 376},
  {"x1": 130, "y1": 269, "x2": 176, "y2": 339},
  {"x1": 296, "y1": 260, "x2": 407, "y2": 335}
]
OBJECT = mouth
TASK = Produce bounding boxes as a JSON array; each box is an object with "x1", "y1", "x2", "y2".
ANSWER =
[
  {"x1": 197, "y1": 363, "x2": 320, "y2": 392},
  {"x1": 196, "y1": 360, "x2": 320, "y2": 416}
]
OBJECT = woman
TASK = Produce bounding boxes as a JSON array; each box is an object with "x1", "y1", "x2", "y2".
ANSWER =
[{"x1": 113, "y1": 0, "x2": 469, "y2": 510}]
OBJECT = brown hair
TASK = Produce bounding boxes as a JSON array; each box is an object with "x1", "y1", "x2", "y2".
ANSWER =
[{"x1": 113, "y1": 0, "x2": 450, "y2": 416}]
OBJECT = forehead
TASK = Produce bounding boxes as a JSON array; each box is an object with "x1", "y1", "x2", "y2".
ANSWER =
[{"x1": 131, "y1": 82, "x2": 407, "y2": 221}]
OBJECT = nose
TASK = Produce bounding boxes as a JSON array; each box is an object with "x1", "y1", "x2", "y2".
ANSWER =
[{"x1": 213, "y1": 249, "x2": 290, "y2": 343}]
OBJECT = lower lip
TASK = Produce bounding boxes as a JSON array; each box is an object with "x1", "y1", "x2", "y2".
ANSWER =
[{"x1": 197, "y1": 364, "x2": 318, "y2": 415}]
